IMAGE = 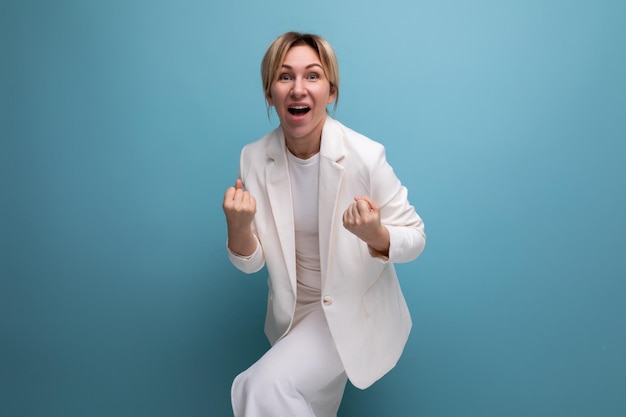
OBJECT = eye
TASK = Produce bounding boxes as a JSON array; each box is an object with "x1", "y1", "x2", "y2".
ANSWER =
[
  {"x1": 307, "y1": 72, "x2": 320, "y2": 80},
  {"x1": 278, "y1": 73, "x2": 293, "y2": 81}
]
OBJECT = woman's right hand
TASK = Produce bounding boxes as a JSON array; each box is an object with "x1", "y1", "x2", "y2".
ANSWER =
[
  {"x1": 223, "y1": 179, "x2": 257, "y2": 230},
  {"x1": 223, "y1": 179, "x2": 258, "y2": 256}
]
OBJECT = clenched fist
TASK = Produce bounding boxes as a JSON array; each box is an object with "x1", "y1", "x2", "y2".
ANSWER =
[
  {"x1": 342, "y1": 196, "x2": 390, "y2": 257},
  {"x1": 223, "y1": 179, "x2": 257, "y2": 256}
]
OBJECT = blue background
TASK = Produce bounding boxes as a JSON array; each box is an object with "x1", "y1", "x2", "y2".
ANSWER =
[{"x1": 2, "y1": 0, "x2": 625, "y2": 416}]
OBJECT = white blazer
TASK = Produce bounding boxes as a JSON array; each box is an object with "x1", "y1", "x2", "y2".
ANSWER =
[{"x1": 228, "y1": 117, "x2": 425, "y2": 389}]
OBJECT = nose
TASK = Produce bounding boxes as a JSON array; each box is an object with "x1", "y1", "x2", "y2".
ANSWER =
[{"x1": 291, "y1": 77, "x2": 306, "y2": 97}]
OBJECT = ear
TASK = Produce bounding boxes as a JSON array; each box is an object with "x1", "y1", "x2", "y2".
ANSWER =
[
  {"x1": 265, "y1": 91, "x2": 274, "y2": 106},
  {"x1": 327, "y1": 85, "x2": 337, "y2": 105}
]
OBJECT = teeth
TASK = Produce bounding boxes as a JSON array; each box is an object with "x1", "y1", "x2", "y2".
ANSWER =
[{"x1": 290, "y1": 106, "x2": 309, "y2": 110}]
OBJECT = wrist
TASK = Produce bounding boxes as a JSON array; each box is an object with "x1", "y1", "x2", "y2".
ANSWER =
[{"x1": 364, "y1": 226, "x2": 390, "y2": 254}]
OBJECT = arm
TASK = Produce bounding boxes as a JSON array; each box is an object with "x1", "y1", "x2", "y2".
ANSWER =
[{"x1": 343, "y1": 145, "x2": 425, "y2": 263}]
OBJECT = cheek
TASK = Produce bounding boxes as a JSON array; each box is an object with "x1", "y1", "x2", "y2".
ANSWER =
[
  {"x1": 317, "y1": 85, "x2": 334, "y2": 105},
  {"x1": 267, "y1": 84, "x2": 283, "y2": 106},
  {"x1": 272, "y1": 93, "x2": 291, "y2": 109}
]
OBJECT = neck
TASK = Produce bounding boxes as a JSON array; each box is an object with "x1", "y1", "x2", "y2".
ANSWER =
[
  {"x1": 283, "y1": 115, "x2": 326, "y2": 159},
  {"x1": 285, "y1": 137, "x2": 321, "y2": 159}
]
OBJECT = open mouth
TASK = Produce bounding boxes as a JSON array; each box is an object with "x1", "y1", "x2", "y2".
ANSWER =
[{"x1": 288, "y1": 106, "x2": 311, "y2": 116}]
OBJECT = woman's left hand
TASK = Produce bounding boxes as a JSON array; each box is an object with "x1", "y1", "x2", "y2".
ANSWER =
[{"x1": 342, "y1": 196, "x2": 390, "y2": 256}]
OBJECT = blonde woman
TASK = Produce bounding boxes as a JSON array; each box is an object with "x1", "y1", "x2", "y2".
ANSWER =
[{"x1": 223, "y1": 31, "x2": 426, "y2": 417}]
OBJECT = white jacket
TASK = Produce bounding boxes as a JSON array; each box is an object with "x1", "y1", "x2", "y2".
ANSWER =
[{"x1": 228, "y1": 117, "x2": 425, "y2": 389}]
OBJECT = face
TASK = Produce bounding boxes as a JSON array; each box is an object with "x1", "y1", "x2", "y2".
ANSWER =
[{"x1": 267, "y1": 45, "x2": 336, "y2": 155}]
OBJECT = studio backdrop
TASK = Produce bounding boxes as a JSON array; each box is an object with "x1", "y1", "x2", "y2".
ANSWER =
[{"x1": 2, "y1": 0, "x2": 625, "y2": 416}]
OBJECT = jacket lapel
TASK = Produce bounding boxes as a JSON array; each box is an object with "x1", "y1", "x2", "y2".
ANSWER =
[
  {"x1": 318, "y1": 118, "x2": 346, "y2": 289},
  {"x1": 265, "y1": 130, "x2": 298, "y2": 294}
]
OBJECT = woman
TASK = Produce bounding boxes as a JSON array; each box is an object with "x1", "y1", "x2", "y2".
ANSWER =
[{"x1": 222, "y1": 31, "x2": 426, "y2": 417}]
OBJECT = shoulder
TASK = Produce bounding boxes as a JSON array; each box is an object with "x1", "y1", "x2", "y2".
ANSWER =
[
  {"x1": 326, "y1": 117, "x2": 387, "y2": 162},
  {"x1": 239, "y1": 126, "x2": 286, "y2": 171},
  {"x1": 241, "y1": 126, "x2": 281, "y2": 156},
  {"x1": 238, "y1": 125, "x2": 285, "y2": 183}
]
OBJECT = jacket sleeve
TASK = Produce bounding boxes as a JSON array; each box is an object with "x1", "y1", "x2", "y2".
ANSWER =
[
  {"x1": 370, "y1": 146, "x2": 426, "y2": 264},
  {"x1": 226, "y1": 235, "x2": 265, "y2": 273},
  {"x1": 225, "y1": 146, "x2": 266, "y2": 274}
]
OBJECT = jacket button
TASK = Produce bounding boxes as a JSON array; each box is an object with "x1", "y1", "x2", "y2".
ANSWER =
[{"x1": 323, "y1": 296, "x2": 333, "y2": 306}]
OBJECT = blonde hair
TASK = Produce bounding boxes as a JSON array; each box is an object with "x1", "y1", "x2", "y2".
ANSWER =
[{"x1": 261, "y1": 32, "x2": 340, "y2": 113}]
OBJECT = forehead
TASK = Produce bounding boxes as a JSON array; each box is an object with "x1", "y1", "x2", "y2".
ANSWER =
[{"x1": 282, "y1": 45, "x2": 322, "y2": 66}]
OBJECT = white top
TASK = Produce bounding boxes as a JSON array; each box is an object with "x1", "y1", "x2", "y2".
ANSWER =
[{"x1": 287, "y1": 150, "x2": 322, "y2": 293}]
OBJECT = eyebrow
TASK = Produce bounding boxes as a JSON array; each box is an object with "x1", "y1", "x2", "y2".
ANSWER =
[{"x1": 281, "y1": 63, "x2": 324, "y2": 70}]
